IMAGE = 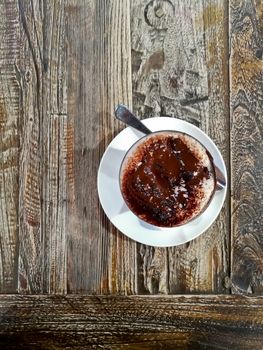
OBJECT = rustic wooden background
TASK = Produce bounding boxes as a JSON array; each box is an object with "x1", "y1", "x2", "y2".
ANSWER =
[{"x1": 0, "y1": 0, "x2": 263, "y2": 348}]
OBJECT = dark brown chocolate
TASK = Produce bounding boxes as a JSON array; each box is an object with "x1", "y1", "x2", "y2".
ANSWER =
[{"x1": 121, "y1": 134, "x2": 215, "y2": 227}]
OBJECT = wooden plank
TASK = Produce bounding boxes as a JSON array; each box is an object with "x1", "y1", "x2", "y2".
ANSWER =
[
  {"x1": 230, "y1": 1, "x2": 263, "y2": 293},
  {"x1": 0, "y1": 295, "x2": 262, "y2": 349},
  {"x1": 0, "y1": 0, "x2": 20, "y2": 293},
  {"x1": 131, "y1": 0, "x2": 230, "y2": 293},
  {"x1": 18, "y1": 0, "x2": 67, "y2": 293},
  {"x1": 66, "y1": 0, "x2": 135, "y2": 294}
]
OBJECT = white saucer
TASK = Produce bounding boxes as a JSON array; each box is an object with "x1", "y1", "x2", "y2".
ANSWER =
[{"x1": 97, "y1": 117, "x2": 227, "y2": 247}]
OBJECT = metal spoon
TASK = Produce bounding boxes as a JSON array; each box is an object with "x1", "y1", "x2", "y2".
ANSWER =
[
  {"x1": 114, "y1": 104, "x2": 226, "y2": 190},
  {"x1": 115, "y1": 104, "x2": 152, "y2": 135}
]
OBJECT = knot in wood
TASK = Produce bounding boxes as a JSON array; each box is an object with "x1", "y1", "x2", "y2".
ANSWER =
[{"x1": 144, "y1": 0, "x2": 174, "y2": 30}]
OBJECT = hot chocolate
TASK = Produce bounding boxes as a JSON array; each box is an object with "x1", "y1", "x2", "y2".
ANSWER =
[{"x1": 120, "y1": 132, "x2": 216, "y2": 227}]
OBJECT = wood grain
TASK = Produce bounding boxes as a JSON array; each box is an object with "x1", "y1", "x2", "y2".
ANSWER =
[
  {"x1": 0, "y1": 295, "x2": 263, "y2": 349},
  {"x1": 18, "y1": 0, "x2": 67, "y2": 293},
  {"x1": 66, "y1": 0, "x2": 136, "y2": 294},
  {"x1": 1, "y1": 0, "x2": 262, "y2": 299},
  {"x1": 131, "y1": 0, "x2": 230, "y2": 293},
  {"x1": 0, "y1": 0, "x2": 20, "y2": 293},
  {"x1": 230, "y1": 0, "x2": 263, "y2": 294}
]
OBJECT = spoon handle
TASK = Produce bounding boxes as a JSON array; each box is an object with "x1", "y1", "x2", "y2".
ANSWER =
[
  {"x1": 215, "y1": 165, "x2": 226, "y2": 191},
  {"x1": 115, "y1": 104, "x2": 152, "y2": 135}
]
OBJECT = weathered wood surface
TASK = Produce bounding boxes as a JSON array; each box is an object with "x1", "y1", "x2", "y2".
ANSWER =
[
  {"x1": 0, "y1": 295, "x2": 263, "y2": 349},
  {"x1": 0, "y1": 0, "x2": 262, "y2": 296},
  {"x1": 66, "y1": 0, "x2": 135, "y2": 294},
  {"x1": 18, "y1": 0, "x2": 67, "y2": 293},
  {"x1": 131, "y1": 0, "x2": 230, "y2": 293},
  {"x1": 230, "y1": 1, "x2": 263, "y2": 294},
  {"x1": 0, "y1": 0, "x2": 20, "y2": 293}
]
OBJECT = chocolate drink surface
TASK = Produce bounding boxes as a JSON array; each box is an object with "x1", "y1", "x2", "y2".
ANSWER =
[{"x1": 121, "y1": 132, "x2": 216, "y2": 227}]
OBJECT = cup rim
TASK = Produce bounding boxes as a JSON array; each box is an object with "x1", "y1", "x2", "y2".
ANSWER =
[{"x1": 119, "y1": 129, "x2": 217, "y2": 228}]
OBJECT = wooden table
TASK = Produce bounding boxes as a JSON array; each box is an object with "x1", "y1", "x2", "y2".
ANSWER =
[{"x1": 0, "y1": 0, "x2": 263, "y2": 348}]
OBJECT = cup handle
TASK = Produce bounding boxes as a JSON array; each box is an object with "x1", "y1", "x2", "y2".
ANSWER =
[{"x1": 215, "y1": 165, "x2": 226, "y2": 191}]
